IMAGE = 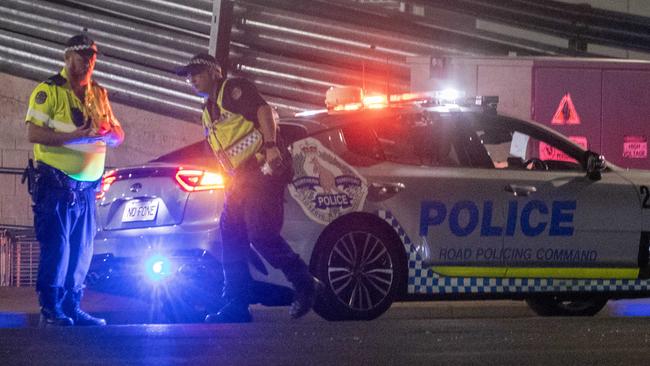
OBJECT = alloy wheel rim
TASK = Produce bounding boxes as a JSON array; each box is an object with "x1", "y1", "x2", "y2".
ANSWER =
[{"x1": 327, "y1": 231, "x2": 394, "y2": 311}]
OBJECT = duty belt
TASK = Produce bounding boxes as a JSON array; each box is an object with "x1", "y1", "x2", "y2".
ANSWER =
[{"x1": 36, "y1": 162, "x2": 99, "y2": 191}]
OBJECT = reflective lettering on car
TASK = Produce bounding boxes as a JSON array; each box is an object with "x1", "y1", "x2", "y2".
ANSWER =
[
  {"x1": 475, "y1": 247, "x2": 532, "y2": 261},
  {"x1": 535, "y1": 248, "x2": 597, "y2": 262},
  {"x1": 439, "y1": 247, "x2": 472, "y2": 261},
  {"x1": 448, "y1": 201, "x2": 479, "y2": 237},
  {"x1": 419, "y1": 200, "x2": 576, "y2": 237},
  {"x1": 549, "y1": 200, "x2": 576, "y2": 236},
  {"x1": 520, "y1": 200, "x2": 548, "y2": 237},
  {"x1": 315, "y1": 193, "x2": 351, "y2": 209},
  {"x1": 436, "y1": 246, "x2": 597, "y2": 263},
  {"x1": 481, "y1": 201, "x2": 502, "y2": 236}
]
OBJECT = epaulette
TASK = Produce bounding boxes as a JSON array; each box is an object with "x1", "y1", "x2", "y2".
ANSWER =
[{"x1": 45, "y1": 74, "x2": 66, "y2": 86}]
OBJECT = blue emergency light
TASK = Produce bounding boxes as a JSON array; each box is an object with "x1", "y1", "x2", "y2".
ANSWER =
[{"x1": 144, "y1": 254, "x2": 172, "y2": 282}]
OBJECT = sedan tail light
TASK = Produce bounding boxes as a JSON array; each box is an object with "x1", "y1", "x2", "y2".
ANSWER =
[
  {"x1": 175, "y1": 169, "x2": 225, "y2": 192},
  {"x1": 96, "y1": 170, "x2": 117, "y2": 200}
]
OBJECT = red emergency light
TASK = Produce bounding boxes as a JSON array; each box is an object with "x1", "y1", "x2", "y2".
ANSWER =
[{"x1": 296, "y1": 87, "x2": 479, "y2": 117}]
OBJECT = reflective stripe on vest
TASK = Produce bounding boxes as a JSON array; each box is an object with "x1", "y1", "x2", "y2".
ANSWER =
[
  {"x1": 25, "y1": 69, "x2": 110, "y2": 181},
  {"x1": 202, "y1": 80, "x2": 263, "y2": 172}
]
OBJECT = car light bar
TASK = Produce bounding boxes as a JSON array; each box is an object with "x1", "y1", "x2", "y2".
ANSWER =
[
  {"x1": 295, "y1": 86, "x2": 496, "y2": 117},
  {"x1": 175, "y1": 168, "x2": 225, "y2": 191}
]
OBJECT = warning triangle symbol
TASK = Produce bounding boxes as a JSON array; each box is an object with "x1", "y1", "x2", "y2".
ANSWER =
[{"x1": 551, "y1": 93, "x2": 581, "y2": 125}]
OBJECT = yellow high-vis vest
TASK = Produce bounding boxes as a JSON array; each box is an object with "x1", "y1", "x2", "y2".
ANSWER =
[
  {"x1": 25, "y1": 68, "x2": 118, "y2": 181},
  {"x1": 202, "y1": 80, "x2": 263, "y2": 173}
]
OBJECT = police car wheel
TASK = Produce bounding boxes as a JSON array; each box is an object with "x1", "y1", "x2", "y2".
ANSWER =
[
  {"x1": 310, "y1": 214, "x2": 407, "y2": 321},
  {"x1": 525, "y1": 295, "x2": 608, "y2": 317}
]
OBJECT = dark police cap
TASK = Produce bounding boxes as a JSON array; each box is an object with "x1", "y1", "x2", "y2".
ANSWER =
[
  {"x1": 176, "y1": 53, "x2": 221, "y2": 77},
  {"x1": 64, "y1": 34, "x2": 98, "y2": 58}
]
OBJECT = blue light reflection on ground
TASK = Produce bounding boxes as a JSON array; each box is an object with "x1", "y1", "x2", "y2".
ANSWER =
[
  {"x1": 608, "y1": 299, "x2": 650, "y2": 317},
  {"x1": 0, "y1": 313, "x2": 29, "y2": 328}
]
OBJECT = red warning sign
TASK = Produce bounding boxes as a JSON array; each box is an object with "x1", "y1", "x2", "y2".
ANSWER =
[
  {"x1": 623, "y1": 136, "x2": 647, "y2": 159},
  {"x1": 551, "y1": 93, "x2": 581, "y2": 125},
  {"x1": 539, "y1": 136, "x2": 587, "y2": 163}
]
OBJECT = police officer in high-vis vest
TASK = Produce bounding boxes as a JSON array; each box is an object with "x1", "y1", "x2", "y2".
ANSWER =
[
  {"x1": 25, "y1": 34, "x2": 124, "y2": 326},
  {"x1": 177, "y1": 53, "x2": 318, "y2": 323}
]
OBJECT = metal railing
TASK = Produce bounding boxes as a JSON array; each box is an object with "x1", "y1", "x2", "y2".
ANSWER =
[
  {"x1": 0, "y1": 229, "x2": 39, "y2": 287},
  {"x1": 0, "y1": 168, "x2": 37, "y2": 287}
]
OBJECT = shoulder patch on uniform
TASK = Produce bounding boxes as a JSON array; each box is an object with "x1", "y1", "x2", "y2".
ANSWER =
[
  {"x1": 45, "y1": 74, "x2": 66, "y2": 86},
  {"x1": 231, "y1": 86, "x2": 242, "y2": 101},
  {"x1": 35, "y1": 91, "x2": 47, "y2": 105}
]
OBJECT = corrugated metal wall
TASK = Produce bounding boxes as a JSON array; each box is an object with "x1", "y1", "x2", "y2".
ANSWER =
[
  {"x1": 0, "y1": 0, "x2": 208, "y2": 122},
  {"x1": 0, "y1": 0, "x2": 571, "y2": 122}
]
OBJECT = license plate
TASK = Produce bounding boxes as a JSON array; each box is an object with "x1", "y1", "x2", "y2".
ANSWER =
[{"x1": 121, "y1": 199, "x2": 159, "y2": 222}]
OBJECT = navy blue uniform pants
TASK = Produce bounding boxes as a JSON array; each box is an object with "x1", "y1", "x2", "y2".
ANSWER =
[
  {"x1": 220, "y1": 166, "x2": 300, "y2": 273},
  {"x1": 33, "y1": 164, "x2": 98, "y2": 293}
]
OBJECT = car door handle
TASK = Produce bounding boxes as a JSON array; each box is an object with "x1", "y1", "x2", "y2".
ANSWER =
[
  {"x1": 504, "y1": 184, "x2": 537, "y2": 197},
  {"x1": 367, "y1": 182, "x2": 405, "y2": 201}
]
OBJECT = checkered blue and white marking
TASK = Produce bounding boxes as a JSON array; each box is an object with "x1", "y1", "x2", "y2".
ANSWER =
[
  {"x1": 377, "y1": 210, "x2": 650, "y2": 295},
  {"x1": 226, "y1": 130, "x2": 262, "y2": 158}
]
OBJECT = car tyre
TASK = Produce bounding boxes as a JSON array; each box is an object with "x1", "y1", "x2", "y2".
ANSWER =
[
  {"x1": 310, "y1": 214, "x2": 407, "y2": 321},
  {"x1": 526, "y1": 295, "x2": 608, "y2": 316}
]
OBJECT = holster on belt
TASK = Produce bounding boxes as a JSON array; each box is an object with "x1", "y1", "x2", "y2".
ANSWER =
[{"x1": 21, "y1": 158, "x2": 38, "y2": 200}]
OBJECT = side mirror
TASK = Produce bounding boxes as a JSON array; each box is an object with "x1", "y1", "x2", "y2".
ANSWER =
[{"x1": 586, "y1": 151, "x2": 606, "y2": 181}]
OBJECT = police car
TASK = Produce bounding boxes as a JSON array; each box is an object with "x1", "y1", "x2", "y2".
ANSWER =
[{"x1": 89, "y1": 86, "x2": 650, "y2": 321}]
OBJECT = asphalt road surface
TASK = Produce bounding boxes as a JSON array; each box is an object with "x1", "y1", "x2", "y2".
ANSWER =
[{"x1": 2, "y1": 300, "x2": 650, "y2": 366}]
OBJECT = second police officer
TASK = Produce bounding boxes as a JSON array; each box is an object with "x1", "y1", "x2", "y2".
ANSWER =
[{"x1": 177, "y1": 53, "x2": 319, "y2": 323}]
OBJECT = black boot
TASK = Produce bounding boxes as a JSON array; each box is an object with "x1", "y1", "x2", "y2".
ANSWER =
[
  {"x1": 282, "y1": 258, "x2": 320, "y2": 319},
  {"x1": 63, "y1": 290, "x2": 107, "y2": 326},
  {"x1": 204, "y1": 299, "x2": 252, "y2": 323},
  {"x1": 38, "y1": 288, "x2": 73, "y2": 327},
  {"x1": 204, "y1": 261, "x2": 252, "y2": 323}
]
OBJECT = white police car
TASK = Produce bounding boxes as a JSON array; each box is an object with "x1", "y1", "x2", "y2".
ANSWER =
[{"x1": 90, "y1": 87, "x2": 650, "y2": 321}]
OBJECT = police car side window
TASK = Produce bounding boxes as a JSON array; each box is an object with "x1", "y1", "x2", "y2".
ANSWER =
[
  {"x1": 310, "y1": 126, "x2": 383, "y2": 167},
  {"x1": 317, "y1": 114, "x2": 469, "y2": 168},
  {"x1": 477, "y1": 128, "x2": 514, "y2": 169},
  {"x1": 278, "y1": 124, "x2": 307, "y2": 145},
  {"x1": 342, "y1": 113, "x2": 460, "y2": 166},
  {"x1": 341, "y1": 124, "x2": 385, "y2": 166},
  {"x1": 476, "y1": 122, "x2": 582, "y2": 172},
  {"x1": 373, "y1": 115, "x2": 421, "y2": 165},
  {"x1": 531, "y1": 135, "x2": 583, "y2": 171},
  {"x1": 384, "y1": 113, "x2": 462, "y2": 167}
]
